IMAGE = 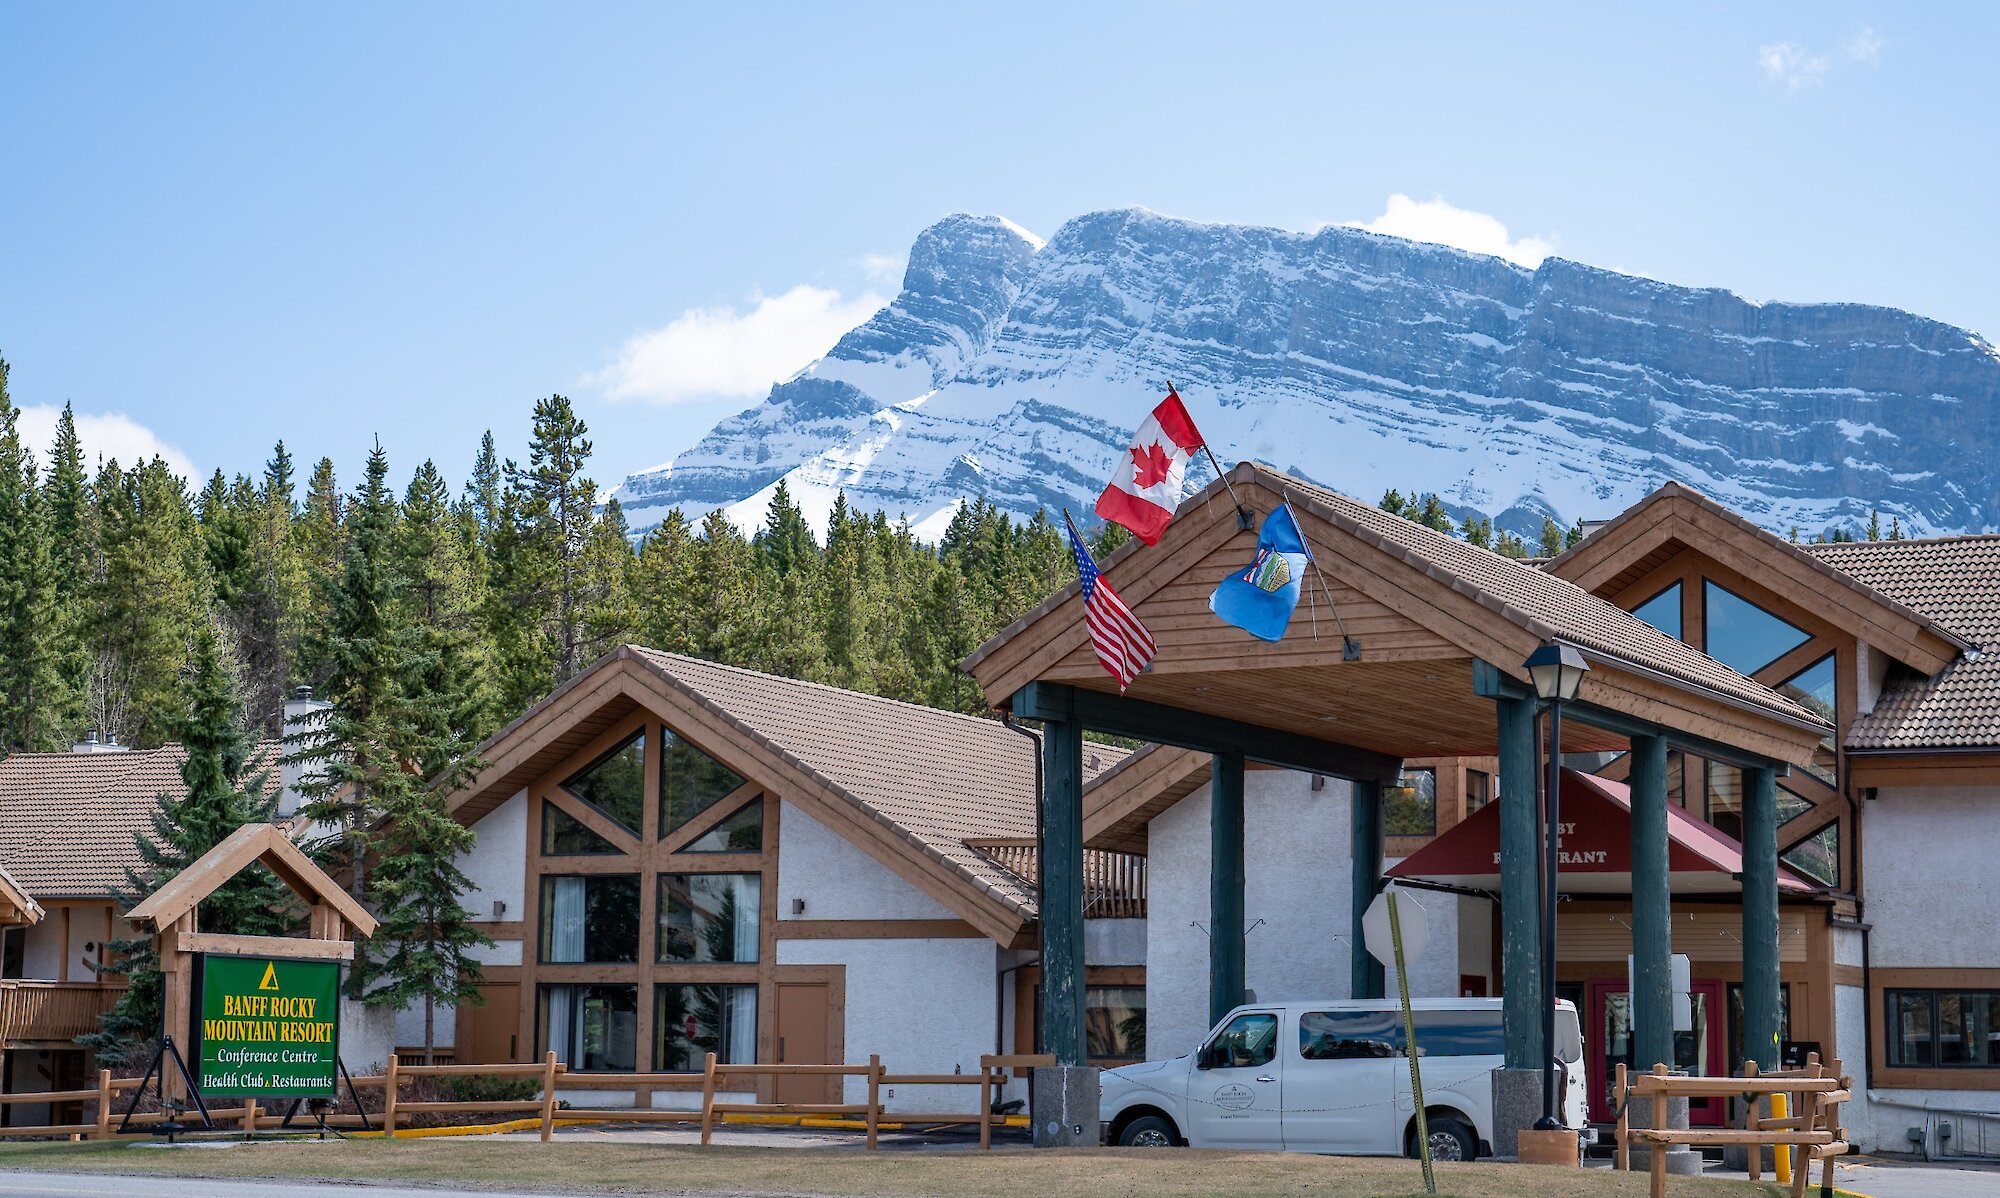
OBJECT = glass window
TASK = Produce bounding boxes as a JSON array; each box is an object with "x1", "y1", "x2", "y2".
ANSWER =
[
  {"x1": 1385, "y1": 768, "x2": 1437, "y2": 836},
  {"x1": 660, "y1": 727, "x2": 747, "y2": 839},
  {"x1": 1726, "y1": 982, "x2": 1792, "y2": 1073},
  {"x1": 658, "y1": 873, "x2": 761, "y2": 963},
  {"x1": 1776, "y1": 787, "x2": 1814, "y2": 826},
  {"x1": 656, "y1": 984, "x2": 757, "y2": 1072},
  {"x1": 1630, "y1": 582, "x2": 1683, "y2": 640},
  {"x1": 1778, "y1": 655, "x2": 1838, "y2": 784},
  {"x1": 1667, "y1": 751, "x2": 1687, "y2": 809},
  {"x1": 1781, "y1": 822, "x2": 1840, "y2": 889},
  {"x1": 561, "y1": 731, "x2": 645, "y2": 838},
  {"x1": 539, "y1": 983, "x2": 637, "y2": 1072},
  {"x1": 1464, "y1": 770, "x2": 1491, "y2": 815},
  {"x1": 1085, "y1": 986, "x2": 1146, "y2": 1060},
  {"x1": 1707, "y1": 763, "x2": 1743, "y2": 840},
  {"x1": 1890, "y1": 991, "x2": 1936, "y2": 1066},
  {"x1": 1702, "y1": 581, "x2": 1812, "y2": 676},
  {"x1": 1940, "y1": 993, "x2": 2000, "y2": 1066},
  {"x1": 1300, "y1": 1009, "x2": 1399, "y2": 1060},
  {"x1": 1205, "y1": 1012, "x2": 1278, "y2": 1069},
  {"x1": 1412, "y1": 1008, "x2": 1505, "y2": 1057},
  {"x1": 685, "y1": 798, "x2": 764, "y2": 853},
  {"x1": 542, "y1": 800, "x2": 620, "y2": 855},
  {"x1": 539, "y1": 874, "x2": 640, "y2": 963}
]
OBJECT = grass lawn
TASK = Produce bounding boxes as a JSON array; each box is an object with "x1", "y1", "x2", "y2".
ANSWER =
[{"x1": 0, "y1": 1136, "x2": 1803, "y2": 1198}]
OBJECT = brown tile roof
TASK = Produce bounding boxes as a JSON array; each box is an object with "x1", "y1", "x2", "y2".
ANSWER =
[
  {"x1": 1807, "y1": 536, "x2": 2000, "y2": 750},
  {"x1": 625, "y1": 649, "x2": 1129, "y2": 916},
  {"x1": 1268, "y1": 467, "x2": 1830, "y2": 729},
  {"x1": 0, "y1": 745, "x2": 281, "y2": 899}
]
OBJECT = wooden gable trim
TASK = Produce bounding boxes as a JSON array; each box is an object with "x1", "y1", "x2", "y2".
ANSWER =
[
  {"x1": 1083, "y1": 745, "x2": 1210, "y2": 853},
  {"x1": 1548, "y1": 491, "x2": 1963, "y2": 674},
  {"x1": 0, "y1": 867, "x2": 43, "y2": 927},
  {"x1": 617, "y1": 665, "x2": 1028, "y2": 945},
  {"x1": 128, "y1": 823, "x2": 377, "y2": 937},
  {"x1": 450, "y1": 661, "x2": 647, "y2": 823}
]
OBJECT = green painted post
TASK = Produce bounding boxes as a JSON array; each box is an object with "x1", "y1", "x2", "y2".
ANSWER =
[
  {"x1": 1210, "y1": 751, "x2": 1247, "y2": 1027},
  {"x1": 1629, "y1": 732, "x2": 1675, "y2": 1073},
  {"x1": 1040, "y1": 716, "x2": 1087, "y2": 1066},
  {"x1": 1350, "y1": 779, "x2": 1385, "y2": 1000},
  {"x1": 1741, "y1": 764, "x2": 1781, "y2": 1071},
  {"x1": 1496, "y1": 695, "x2": 1542, "y2": 1071}
]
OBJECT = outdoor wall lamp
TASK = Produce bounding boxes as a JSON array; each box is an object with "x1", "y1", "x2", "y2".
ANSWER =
[{"x1": 1524, "y1": 641, "x2": 1588, "y2": 1132}]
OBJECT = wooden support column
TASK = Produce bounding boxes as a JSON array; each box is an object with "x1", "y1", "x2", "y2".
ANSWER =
[
  {"x1": 1630, "y1": 732, "x2": 1674, "y2": 1072},
  {"x1": 1349, "y1": 779, "x2": 1384, "y2": 1001},
  {"x1": 1210, "y1": 751, "x2": 1246, "y2": 1026},
  {"x1": 1741, "y1": 764, "x2": 1781, "y2": 1070},
  {"x1": 1039, "y1": 715, "x2": 1087, "y2": 1066},
  {"x1": 1496, "y1": 694, "x2": 1542, "y2": 1070}
]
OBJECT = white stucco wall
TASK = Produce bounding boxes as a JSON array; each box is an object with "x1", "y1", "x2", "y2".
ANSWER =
[
  {"x1": 777, "y1": 937, "x2": 1003, "y2": 1114},
  {"x1": 341, "y1": 999, "x2": 397, "y2": 1074},
  {"x1": 460, "y1": 791, "x2": 527, "y2": 923},
  {"x1": 19, "y1": 920, "x2": 62, "y2": 980},
  {"x1": 777, "y1": 801, "x2": 957, "y2": 922}
]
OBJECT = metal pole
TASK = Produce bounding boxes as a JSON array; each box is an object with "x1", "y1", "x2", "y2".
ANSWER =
[{"x1": 1535, "y1": 699, "x2": 1564, "y2": 1129}]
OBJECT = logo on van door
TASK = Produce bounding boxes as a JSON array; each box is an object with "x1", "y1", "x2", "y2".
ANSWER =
[{"x1": 1214, "y1": 1084, "x2": 1255, "y2": 1111}]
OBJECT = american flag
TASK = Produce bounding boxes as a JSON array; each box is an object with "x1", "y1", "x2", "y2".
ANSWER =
[{"x1": 1064, "y1": 513, "x2": 1157, "y2": 690}]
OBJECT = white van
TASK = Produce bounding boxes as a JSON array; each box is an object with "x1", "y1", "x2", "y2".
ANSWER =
[{"x1": 1099, "y1": 998, "x2": 1589, "y2": 1159}]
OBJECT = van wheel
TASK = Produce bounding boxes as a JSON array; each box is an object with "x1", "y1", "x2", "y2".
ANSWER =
[
  {"x1": 1118, "y1": 1114, "x2": 1181, "y2": 1148},
  {"x1": 1412, "y1": 1116, "x2": 1477, "y2": 1162}
]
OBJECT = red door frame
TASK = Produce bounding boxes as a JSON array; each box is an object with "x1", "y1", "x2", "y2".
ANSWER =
[{"x1": 1587, "y1": 978, "x2": 1726, "y2": 1125}]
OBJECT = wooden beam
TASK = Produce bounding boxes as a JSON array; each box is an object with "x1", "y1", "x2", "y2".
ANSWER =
[
  {"x1": 1010, "y1": 681, "x2": 1403, "y2": 783},
  {"x1": 178, "y1": 931, "x2": 357, "y2": 962},
  {"x1": 1473, "y1": 659, "x2": 1798, "y2": 770}
]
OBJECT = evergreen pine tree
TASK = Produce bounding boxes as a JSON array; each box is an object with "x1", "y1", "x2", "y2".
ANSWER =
[
  {"x1": 1538, "y1": 516, "x2": 1566, "y2": 558},
  {"x1": 1867, "y1": 510, "x2": 1882, "y2": 541},
  {"x1": 465, "y1": 430, "x2": 502, "y2": 541},
  {"x1": 42, "y1": 403, "x2": 93, "y2": 735},
  {"x1": 0, "y1": 356, "x2": 70, "y2": 750},
  {"x1": 501, "y1": 395, "x2": 597, "y2": 689},
  {"x1": 88, "y1": 458, "x2": 211, "y2": 747},
  {"x1": 631, "y1": 511, "x2": 699, "y2": 656},
  {"x1": 84, "y1": 626, "x2": 290, "y2": 1063},
  {"x1": 1888, "y1": 517, "x2": 1904, "y2": 541}
]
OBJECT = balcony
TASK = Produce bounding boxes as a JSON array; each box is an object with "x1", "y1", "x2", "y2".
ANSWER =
[{"x1": 0, "y1": 981, "x2": 122, "y2": 1046}]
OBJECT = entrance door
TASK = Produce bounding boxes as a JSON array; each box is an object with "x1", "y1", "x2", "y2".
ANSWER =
[
  {"x1": 1589, "y1": 979, "x2": 1725, "y2": 1125},
  {"x1": 774, "y1": 981, "x2": 832, "y2": 1105},
  {"x1": 457, "y1": 982, "x2": 520, "y2": 1063},
  {"x1": 1187, "y1": 1010, "x2": 1284, "y2": 1149}
]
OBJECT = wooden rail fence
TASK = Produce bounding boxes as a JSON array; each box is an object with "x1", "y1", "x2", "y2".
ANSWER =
[
  {"x1": 1614, "y1": 1055, "x2": 1851, "y2": 1198},
  {"x1": 698, "y1": 1052, "x2": 1050, "y2": 1151}
]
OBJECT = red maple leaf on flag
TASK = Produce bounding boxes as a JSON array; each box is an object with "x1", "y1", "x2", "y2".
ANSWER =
[{"x1": 1131, "y1": 441, "x2": 1173, "y2": 488}]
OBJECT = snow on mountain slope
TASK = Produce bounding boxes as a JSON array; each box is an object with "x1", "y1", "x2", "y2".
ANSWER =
[{"x1": 614, "y1": 208, "x2": 2000, "y2": 541}]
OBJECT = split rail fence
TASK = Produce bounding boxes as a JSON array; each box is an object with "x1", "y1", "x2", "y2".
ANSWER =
[
  {"x1": 0, "y1": 1051, "x2": 1058, "y2": 1147},
  {"x1": 1613, "y1": 1054, "x2": 1851, "y2": 1198}
]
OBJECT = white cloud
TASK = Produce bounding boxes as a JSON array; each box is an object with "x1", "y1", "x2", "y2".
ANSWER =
[
  {"x1": 1347, "y1": 194, "x2": 1557, "y2": 268},
  {"x1": 857, "y1": 253, "x2": 906, "y2": 287},
  {"x1": 1844, "y1": 26, "x2": 1884, "y2": 66},
  {"x1": 13, "y1": 404, "x2": 198, "y2": 480},
  {"x1": 587, "y1": 285, "x2": 889, "y2": 406},
  {"x1": 1759, "y1": 42, "x2": 1829, "y2": 90}
]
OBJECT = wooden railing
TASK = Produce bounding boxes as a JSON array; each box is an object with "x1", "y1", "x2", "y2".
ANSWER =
[
  {"x1": 0, "y1": 982, "x2": 122, "y2": 1045},
  {"x1": 383, "y1": 1053, "x2": 561, "y2": 1141},
  {"x1": 972, "y1": 841, "x2": 1147, "y2": 919},
  {"x1": 1614, "y1": 1056, "x2": 1851, "y2": 1198},
  {"x1": 699, "y1": 1052, "x2": 1049, "y2": 1151}
]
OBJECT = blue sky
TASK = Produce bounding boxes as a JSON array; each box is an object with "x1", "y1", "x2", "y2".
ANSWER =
[{"x1": 2, "y1": 2, "x2": 1993, "y2": 492}]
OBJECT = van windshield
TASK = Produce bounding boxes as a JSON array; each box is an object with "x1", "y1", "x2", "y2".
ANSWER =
[{"x1": 1556, "y1": 1007, "x2": 1583, "y2": 1063}]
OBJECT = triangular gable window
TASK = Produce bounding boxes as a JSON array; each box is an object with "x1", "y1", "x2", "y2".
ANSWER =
[
  {"x1": 1778, "y1": 653, "x2": 1838, "y2": 784},
  {"x1": 543, "y1": 800, "x2": 621, "y2": 855},
  {"x1": 1630, "y1": 582, "x2": 1683, "y2": 641},
  {"x1": 685, "y1": 798, "x2": 763, "y2": 853},
  {"x1": 1702, "y1": 581, "x2": 1812, "y2": 676},
  {"x1": 659, "y1": 726, "x2": 746, "y2": 840},
  {"x1": 561, "y1": 730, "x2": 646, "y2": 838}
]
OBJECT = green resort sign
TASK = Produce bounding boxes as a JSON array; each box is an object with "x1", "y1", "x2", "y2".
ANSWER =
[{"x1": 196, "y1": 955, "x2": 341, "y2": 1097}]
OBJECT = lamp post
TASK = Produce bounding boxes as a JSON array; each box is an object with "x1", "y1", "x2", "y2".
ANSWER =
[{"x1": 1524, "y1": 641, "x2": 1589, "y2": 1132}]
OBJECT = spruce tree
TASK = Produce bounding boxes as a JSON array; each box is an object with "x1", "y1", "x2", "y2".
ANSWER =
[
  {"x1": 42, "y1": 403, "x2": 93, "y2": 735},
  {"x1": 1538, "y1": 516, "x2": 1566, "y2": 558},
  {"x1": 502, "y1": 395, "x2": 597, "y2": 689},
  {"x1": 0, "y1": 356, "x2": 69, "y2": 750},
  {"x1": 631, "y1": 512, "x2": 699, "y2": 656},
  {"x1": 85, "y1": 626, "x2": 290, "y2": 1063},
  {"x1": 88, "y1": 458, "x2": 211, "y2": 747}
]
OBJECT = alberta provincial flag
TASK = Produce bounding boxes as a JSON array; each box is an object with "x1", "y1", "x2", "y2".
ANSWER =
[
  {"x1": 1095, "y1": 388, "x2": 1207, "y2": 545},
  {"x1": 1208, "y1": 504, "x2": 1310, "y2": 642}
]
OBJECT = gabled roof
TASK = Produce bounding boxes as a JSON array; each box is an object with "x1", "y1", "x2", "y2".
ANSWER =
[
  {"x1": 450, "y1": 647, "x2": 1128, "y2": 942},
  {"x1": 1081, "y1": 743, "x2": 1211, "y2": 853},
  {"x1": 1543, "y1": 481, "x2": 1968, "y2": 674},
  {"x1": 0, "y1": 865, "x2": 42, "y2": 926},
  {"x1": 127, "y1": 822, "x2": 377, "y2": 937},
  {"x1": 0, "y1": 744, "x2": 280, "y2": 900},
  {"x1": 968, "y1": 463, "x2": 1828, "y2": 738},
  {"x1": 1807, "y1": 535, "x2": 2000, "y2": 750}
]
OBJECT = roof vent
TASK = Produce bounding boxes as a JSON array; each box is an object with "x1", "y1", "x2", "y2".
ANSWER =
[{"x1": 72, "y1": 728, "x2": 130, "y2": 754}]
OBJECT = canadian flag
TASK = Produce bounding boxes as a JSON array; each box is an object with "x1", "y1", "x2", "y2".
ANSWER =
[{"x1": 1094, "y1": 388, "x2": 1207, "y2": 545}]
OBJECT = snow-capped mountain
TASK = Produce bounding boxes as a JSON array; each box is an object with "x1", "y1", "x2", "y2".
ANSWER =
[{"x1": 614, "y1": 209, "x2": 2000, "y2": 541}]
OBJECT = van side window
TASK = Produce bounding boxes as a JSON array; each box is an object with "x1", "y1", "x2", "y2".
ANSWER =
[
  {"x1": 1411, "y1": 1009, "x2": 1505, "y2": 1057},
  {"x1": 1299, "y1": 1010, "x2": 1399, "y2": 1060},
  {"x1": 1207, "y1": 1012, "x2": 1278, "y2": 1068}
]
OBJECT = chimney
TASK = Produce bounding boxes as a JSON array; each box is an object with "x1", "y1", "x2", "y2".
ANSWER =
[
  {"x1": 278, "y1": 686, "x2": 335, "y2": 818},
  {"x1": 71, "y1": 728, "x2": 130, "y2": 754}
]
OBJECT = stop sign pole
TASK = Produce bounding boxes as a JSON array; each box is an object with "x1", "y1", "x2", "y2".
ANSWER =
[{"x1": 1367, "y1": 889, "x2": 1435, "y2": 1196}]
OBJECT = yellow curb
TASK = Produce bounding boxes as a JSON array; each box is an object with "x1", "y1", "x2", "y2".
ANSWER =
[
  {"x1": 349, "y1": 1118, "x2": 597, "y2": 1139},
  {"x1": 344, "y1": 1111, "x2": 1033, "y2": 1139}
]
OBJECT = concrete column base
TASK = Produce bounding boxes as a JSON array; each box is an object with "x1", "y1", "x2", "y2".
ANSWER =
[
  {"x1": 1490, "y1": 1068, "x2": 1545, "y2": 1160},
  {"x1": 1031, "y1": 1064, "x2": 1100, "y2": 1148},
  {"x1": 1518, "y1": 1128, "x2": 1580, "y2": 1167},
  {"x1": 1626, "y1": 1094, "x2": 1702, "y2": 1176}
]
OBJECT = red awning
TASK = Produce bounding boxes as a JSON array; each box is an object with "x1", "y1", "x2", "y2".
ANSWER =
[{"x1": 1386, "y1": 769, "x2": 1817, "y2": 896}]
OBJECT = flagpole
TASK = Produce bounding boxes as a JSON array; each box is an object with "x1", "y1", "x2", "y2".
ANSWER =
[
  {"x1": 1283, "y1": 490, "x2": 1360, "y2": 662},
  {"x1": 1171, "y1": 380, "x2": 1253, "y2": 531}
]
